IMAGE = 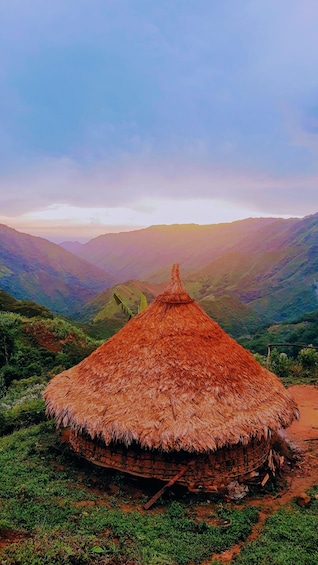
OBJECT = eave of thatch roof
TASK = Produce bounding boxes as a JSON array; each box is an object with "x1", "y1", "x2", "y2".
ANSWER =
[{"x1": 44, "y1": 265, "x2": 299, "y2": 453}]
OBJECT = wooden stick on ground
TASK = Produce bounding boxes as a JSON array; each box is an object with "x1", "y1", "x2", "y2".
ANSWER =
[
  {"x1": 144, "y1": 463, "x2": 191, "y2": 510},
  {"x1": 261, "y1": 472, "x2": 270, "y2": 487}
]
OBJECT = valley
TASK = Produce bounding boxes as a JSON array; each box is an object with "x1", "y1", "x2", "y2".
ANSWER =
[
  {"x1": 1, "y1": 215, "x2": 318, "y2": 331},
  {"x1": 0, "y1": 214, "x2": 318, "y2": 564}
]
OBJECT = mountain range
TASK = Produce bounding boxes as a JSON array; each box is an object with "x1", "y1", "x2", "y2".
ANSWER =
[
  {"x1": 61, "y1": 217, "x2": 278, "y2": 281},
  {"x1": 62, "y1": 213, "x2": 318, "y2": 324},
  {"x1": 1, "y1": 214, "x2": 317, "y2": 332},
  {"x1": 0, "y1": 224, "x2": 113, "y2": 316}
]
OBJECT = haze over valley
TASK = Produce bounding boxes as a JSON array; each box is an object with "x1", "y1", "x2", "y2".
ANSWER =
[{"x1": 1, "y1": 213, "x2": 317, "y2": 345}]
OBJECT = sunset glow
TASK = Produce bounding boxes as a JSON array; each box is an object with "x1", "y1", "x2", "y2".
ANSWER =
[{"x1": 0, "y1": 1, "x2": 316, "y2": 240}]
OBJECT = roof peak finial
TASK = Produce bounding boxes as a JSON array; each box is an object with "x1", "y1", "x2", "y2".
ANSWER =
[
  {"x1": 156, "y1": 264, "x2": 193, "y2": 304},
  {"x1": 171, "y1": 264, "x2": 180, "y2": 284}
]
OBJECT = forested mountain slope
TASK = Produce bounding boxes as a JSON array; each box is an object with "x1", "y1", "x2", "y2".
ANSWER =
[
  {"x1": 75, "y1": 279, "x2": 266, "y2": 340},
  {"x1": 63, "y1": 217, "x2": 280, "y2": 281},
  {"x1": 2, "y1": 214, "x2": 317, "y2": 326},
  {"x1": 0, "y1": 224, "x2": 113, "y2": 316},
  {"x1": 72, "y1": 213, "x2": 317, "y2": 324},
  {"x1": 191, "y1": 213, "x2": 318, "y2": 322}
]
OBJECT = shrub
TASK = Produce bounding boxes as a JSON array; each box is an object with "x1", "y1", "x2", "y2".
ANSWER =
[
  {"x1": 297, "y1": 347, "x2": 318, "y2": 376},
  {"x1": 0, "y1": 398, "x2": 46, "y2": 435},
  {"x1": 268, "y1": 349, "x2": 294, "y2": 379},
  {"x1": 0, "y1": 409, "x2": 5, "y2": 435},
  {"x1": 0, "y1": 364, "x2": 21, "y2": 387}
]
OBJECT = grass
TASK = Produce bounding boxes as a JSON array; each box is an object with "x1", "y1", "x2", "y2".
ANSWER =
[
  {"x1": 0, "y1": 412, "x2": 317, "y2": 564},
  {"x1": 232, "y1": 486, "x2": 318, "y2": 565},
  {"x1": 0, "y1": 422, "x2": 260, "y2": 565}
]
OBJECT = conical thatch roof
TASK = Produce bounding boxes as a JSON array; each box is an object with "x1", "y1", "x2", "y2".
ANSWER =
[{"x1": 44, "y1": 265, "x2": 298, "y2": 453}]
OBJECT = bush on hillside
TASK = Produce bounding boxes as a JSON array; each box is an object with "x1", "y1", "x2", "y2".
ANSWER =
[
  {"x1": 298, "y1": 346, "x2": 318, "y2": 375},
  {"x1": 0, "y1": 376, "x2": 46, "y2": 436},
  {"x1": 253, "y1": 347, "x2": 318, "y2": 384}
]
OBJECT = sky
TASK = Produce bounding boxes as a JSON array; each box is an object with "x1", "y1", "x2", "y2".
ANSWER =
[{"x1": 0, "y1": 0, "x2": 318, "y2": 242}]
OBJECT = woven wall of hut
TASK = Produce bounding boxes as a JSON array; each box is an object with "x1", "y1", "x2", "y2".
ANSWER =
[{"x1": 69, "y1": 431, "x2": 271, "y2": 492}]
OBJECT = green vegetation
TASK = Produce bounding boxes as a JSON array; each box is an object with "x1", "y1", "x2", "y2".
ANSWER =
[
  {"x1": 232, "y1": 487, "x2": 318, "y2": 565},
  {"x1": 0, "y1": 311, "x2": 100, "y2": 394},
  {"x1": 0, "y1": 292, "x2": 318, "y2": 564},
  {"x1": 0, "y1": 223, "x2": 112, "y2": 316},
  {"x1": 239, "y1": 310, "x2": 318, "y2": 355},
  {"x1": 198, "y1": 293, "x2": 266, "y2": 339},
  {"x1": 0, "y1": 301, "x2": 102, "y2": 437},
  {"x1": 0, "y1": 423, "x2": 259, "y2": 565},
  {"x1": 0, "y1": 289, "x2": 54, "y2": 319},
  {"x1": 0, "y1": 376, "x2": 46, "y2": 435},
  {"x1": 74, "y1": 281, "x2": 157, "y2": 340},
  {"x1": 252, "y1": 346, "x2": 318, "y2": 385},
  {"x1": 1, "y1": 420, "x2": 317, "y2": 564},
  {"x1": 235, "y1": 309, "x2": 318, "y2": 384}
]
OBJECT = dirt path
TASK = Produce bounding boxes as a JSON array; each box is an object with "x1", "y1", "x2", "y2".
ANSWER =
[{"x1": 211, "y1": 384, "x2": 318, "y2": 564}]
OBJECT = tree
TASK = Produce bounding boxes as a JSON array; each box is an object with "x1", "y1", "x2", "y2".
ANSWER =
[
  {"x1": 268, "y1": 348, "x2": 293, "y2": 379},
  {"x1": 0, "y1": 313, "x2": 21, "y2": 367},
  {"x1": 298, "y1": 347, "x2": 318, "y2": 377}
]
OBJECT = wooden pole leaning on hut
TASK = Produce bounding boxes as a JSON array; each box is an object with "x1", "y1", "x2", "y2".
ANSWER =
[{"x1": 144, "y1": 463, "x2": 192, "y2": 510}]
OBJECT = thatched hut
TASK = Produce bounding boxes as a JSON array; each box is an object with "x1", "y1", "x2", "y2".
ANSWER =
[{"x1": 44, "y1": 265, "x2": 298, "y2": 493}]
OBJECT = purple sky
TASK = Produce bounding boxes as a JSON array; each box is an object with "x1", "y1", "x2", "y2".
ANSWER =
[{"x1": 0, "y1": 0, "x2": 317, "y2": 241}]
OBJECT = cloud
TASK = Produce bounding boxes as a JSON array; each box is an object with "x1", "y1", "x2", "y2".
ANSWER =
[
  {"x1": 1, "y1": 1, "x2": 318, "y2": 169},
  {"x1": 0, "y1": 156, "x2": 316, "y2": 222},
  {"x1": 0, "y1": 197, "x2": 296, "y2": 244},
  {"x1": 0, "y1": 0, "x2": 318, "y2": 237}
]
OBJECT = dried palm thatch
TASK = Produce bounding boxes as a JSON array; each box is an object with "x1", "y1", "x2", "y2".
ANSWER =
[{"x1": 44, "y1": 264, "x2": 298, "y2": 486}]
